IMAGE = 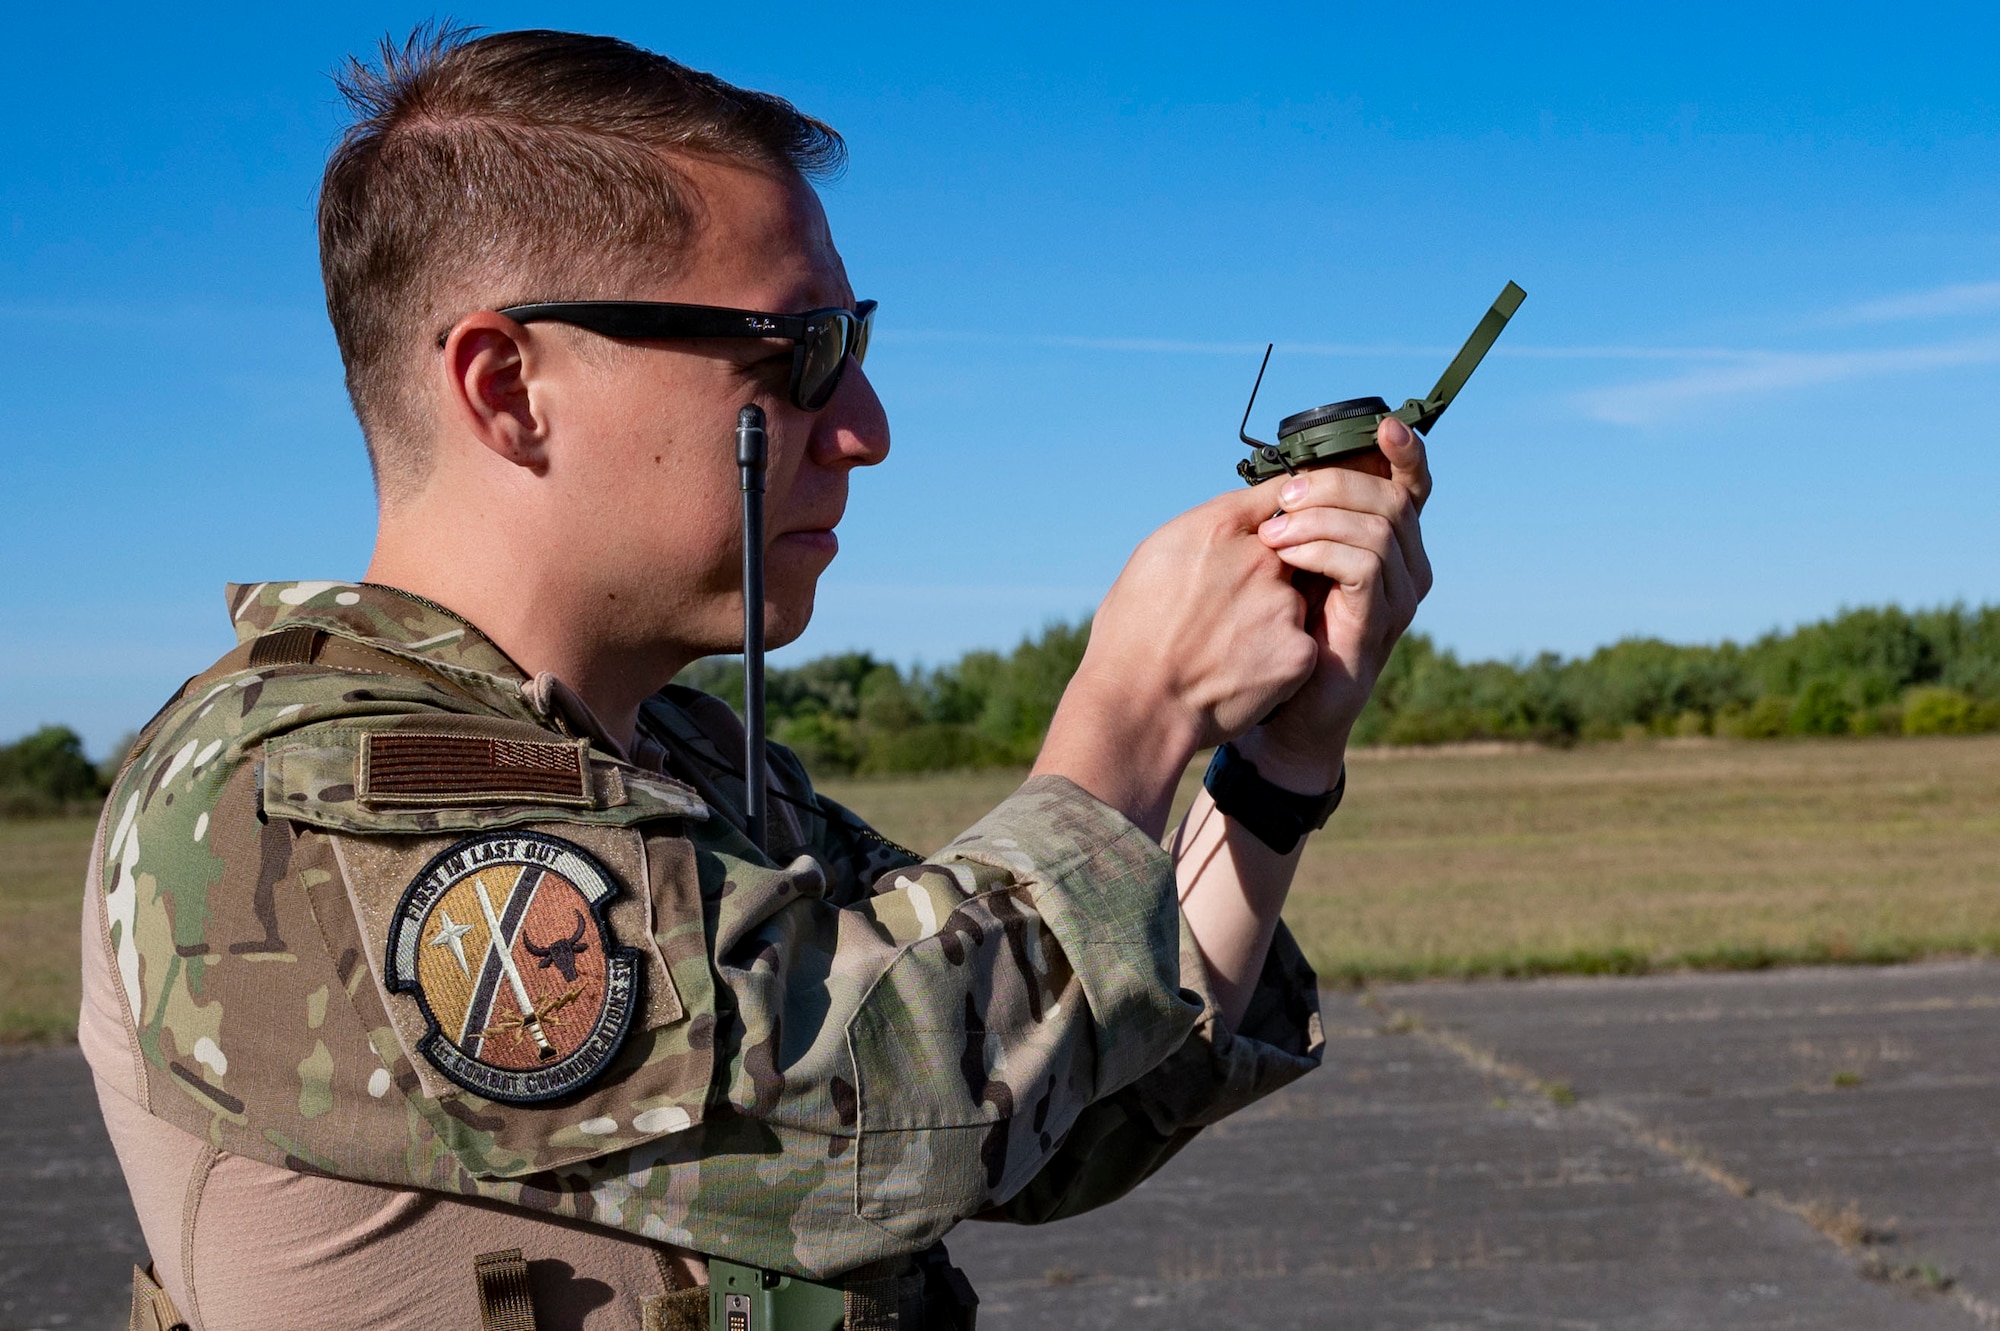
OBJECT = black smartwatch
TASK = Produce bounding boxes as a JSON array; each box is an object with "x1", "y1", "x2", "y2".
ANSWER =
[{"x1": 1202, "y1": 742, "x2": 1345, "y2": 855}]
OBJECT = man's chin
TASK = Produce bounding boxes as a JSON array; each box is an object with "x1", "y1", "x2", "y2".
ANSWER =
[
  {"x1": 766, "y1": 606, "x2": 815, "y2": 651},
  {"x1": 761, "y1": 544, "x2": 833, "y2": 650},
  {"x1": 764, "y1": 584, "x2": 818, "y2": 651}
]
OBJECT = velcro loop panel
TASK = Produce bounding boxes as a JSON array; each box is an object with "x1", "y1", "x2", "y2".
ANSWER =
[
  {"x1": 845, "y1": 1277, "x2": 899, "y2": 1331},
  {"x1": 641, "y1": 1289, "x2": 709, "y2": 1331},
  {"x1": 246, "y1": 626, "x2": 325, "y2": 668},
  {"x1": 362, "y1": 731, "x2": 592, "y2": 807},
  {"x1": 475, "y1": 1248, "x2": 539, "y2": 1331},
  {"x1": 844, "y1": 1267, "x2": 924, "y2": 1331}
]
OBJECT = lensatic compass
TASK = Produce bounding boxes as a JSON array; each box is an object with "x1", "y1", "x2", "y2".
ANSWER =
[{"x1": 1237, "y1": 281, "x2": 1526, "y2": 483}]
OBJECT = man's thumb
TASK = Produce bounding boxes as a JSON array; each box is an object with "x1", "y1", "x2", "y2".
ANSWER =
[{"x1": 1377, "y1": 416, "x2": 1432, "y2": 512}]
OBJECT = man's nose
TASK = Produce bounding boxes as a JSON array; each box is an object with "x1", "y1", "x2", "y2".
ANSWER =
[{"x1": 808, "y1": 357, "x2": 891, "y2": 469}]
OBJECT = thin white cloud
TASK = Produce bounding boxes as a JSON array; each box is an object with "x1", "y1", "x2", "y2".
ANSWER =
[
  {"x1": 6, "y1": 299, "x2": 1961, "y2": 432},
  {"x1": 877, "y1": 328, "x2": 1421, "y2": 357},
  {"x1": 887, "y1": 321, "x2": 2000, "y2": 428},
  {"x1": 878, "y1": 327, "x2": 1764, "y2": 362},
  {"x1": 1576, "y1": 337, "x2": 2000, "y2": 425},
  {"x1": 1498, "y1": 345, "x2": 1754, "y2": 362},
  {"x1": 1832, "y1": 280, "x2": 2000, "y2": 325}
]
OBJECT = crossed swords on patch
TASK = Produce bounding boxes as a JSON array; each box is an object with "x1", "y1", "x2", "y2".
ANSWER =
[{"x1": 427, "y1": 867, "x2": 591, "y2": 1061}]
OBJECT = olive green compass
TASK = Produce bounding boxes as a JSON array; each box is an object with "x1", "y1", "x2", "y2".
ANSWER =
[{"x1": 1236, "y1": 281, "x2": 1526, "y2": 484}]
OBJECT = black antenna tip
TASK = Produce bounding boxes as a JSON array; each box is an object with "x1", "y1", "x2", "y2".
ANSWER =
[{"x1": 737, "y1": 404, "x2": 767, "y2": 470}]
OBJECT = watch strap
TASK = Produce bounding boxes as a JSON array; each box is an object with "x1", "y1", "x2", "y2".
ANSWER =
[{"x1": 1202, "y1": 742, "x2": 1345, "y2": 856}]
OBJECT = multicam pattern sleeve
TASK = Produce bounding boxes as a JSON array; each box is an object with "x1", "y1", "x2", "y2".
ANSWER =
[
  {"x1": 638, "y1": 687, "x2": 1327, "y2": 1224},
  {"x1": 86, "y1": 580, "x2": 1310, "y2": 1283}
]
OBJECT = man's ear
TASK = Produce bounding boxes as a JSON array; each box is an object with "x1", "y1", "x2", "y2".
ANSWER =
[{"x1": 441, "y1": 312, "x2": 548, "y2": 471}]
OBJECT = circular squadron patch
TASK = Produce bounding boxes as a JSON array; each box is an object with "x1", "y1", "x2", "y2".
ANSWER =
[{"x1": 386, "y1": 830, "x2": 640, "y2": 1104}]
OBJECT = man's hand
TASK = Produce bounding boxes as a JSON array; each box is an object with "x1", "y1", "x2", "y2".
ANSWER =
[
  {"x1": 1034, "y1": 485, "x2": 1320, "y2": 839},
  {"x1": 1237, "y1": 416, "x2": 1434, "y2": 792},
  {"x1": 1166, "y1": 418, "x2": 1431, "y2": 1027},
  {"x1": 1034, "y1": 416, "x2": 1432, "y2": 838}
]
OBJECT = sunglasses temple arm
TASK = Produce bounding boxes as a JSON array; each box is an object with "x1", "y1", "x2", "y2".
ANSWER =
[{"x1": 737, "y1": 404, "x2": 769, "y2": 855}]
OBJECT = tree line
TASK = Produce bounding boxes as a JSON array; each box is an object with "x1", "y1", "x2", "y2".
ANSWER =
[
  {"x1": 4, "y1": 603, "x2": 1997, "y2": 813},
  {"x1": 674, "y1": 621, "x2": 1090, "y2": 778},
  {"x1": 1361, "y1": 603, "x2": 2000, "y2": 747},
  {"x1": 678, "y1": 601, "x2": 2000, "y2": 774},
  {"x1": 0, "y1": 726, "x2": 119, "y2": 818}
]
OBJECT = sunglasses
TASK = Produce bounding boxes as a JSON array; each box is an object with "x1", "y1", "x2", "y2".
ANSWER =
[{"x1": 494, "y1": 299, "x2": 877, "y2": 412}]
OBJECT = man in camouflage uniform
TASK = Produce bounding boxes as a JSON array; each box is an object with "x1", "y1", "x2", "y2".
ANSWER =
[{"x1": 83, "y1": 27, "x2": 1434, "y2": 1331}]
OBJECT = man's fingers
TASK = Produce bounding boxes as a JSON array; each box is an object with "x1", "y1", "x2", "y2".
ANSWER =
[
  {"x1": 1265, "y1": 465, "x2": 1400, "y2": 521},
  {"x1": 1272, "y1": 531, "x2": 1416, "y2": 625},
  {"x1": 1261, "y1": 468, "x2": 1430, "y2": 599},
  {"x1": 1273, "y1": 541, "x2": 1396, "y2": 623},
  {"x1": 1258, "y1": 505, "x2": 1422, "y2": 618},
  {"x1": 1258, "y1": 505, "x2": 1404, "y2": 592},
  {"x1": 1259, "y1": 506, "x2": 1396, "y2": 561},
  {"x1": 1376, "y1": 417, "x2": 1432, "y2": 514},
  {"x1": 1229, "y1": 415, "x2": 1431, "y2": 524}
]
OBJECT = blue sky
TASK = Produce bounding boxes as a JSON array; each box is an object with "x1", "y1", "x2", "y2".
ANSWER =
[{"x1": 5, "y1": 2, "x2": 1999, "y2": 754}]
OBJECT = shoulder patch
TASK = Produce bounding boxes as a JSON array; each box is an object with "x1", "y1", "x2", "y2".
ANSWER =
[{"x1": 386, "y1": 830, "x2": 640, "y2": 1103}]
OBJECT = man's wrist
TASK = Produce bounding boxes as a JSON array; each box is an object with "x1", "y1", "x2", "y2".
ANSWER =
[
  {"x1": 1033, "y1": 668, "x2": 1202, "y2": 842},
  {"x1": 1231, "y1": 725, "x2": 1347, "y2": 796},
  {"x1": 1203, "y1": 741, "x2": 1346, "y2": 856}
]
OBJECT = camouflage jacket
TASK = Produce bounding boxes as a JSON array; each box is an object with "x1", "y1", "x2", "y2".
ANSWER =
[{"x1": 84, "y1": 580, "x2": 1323, "y2": 1279}]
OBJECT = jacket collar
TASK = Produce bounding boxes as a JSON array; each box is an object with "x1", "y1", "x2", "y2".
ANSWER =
[
  {"x1": 225, "y1": 580, "x2": 529, "y2": 682},
  {"x1": 224, "y1": 581, "x2": 702, "y2": 762}
]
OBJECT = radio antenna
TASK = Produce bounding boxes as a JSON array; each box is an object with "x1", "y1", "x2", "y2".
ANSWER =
[{"x1": 736, "y1": 405, "x2": 768, "y2": 855}]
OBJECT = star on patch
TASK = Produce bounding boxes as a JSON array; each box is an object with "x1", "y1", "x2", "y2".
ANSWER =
[{"x1": 428, "y1": 909, "x2": 474, "y2": 978}]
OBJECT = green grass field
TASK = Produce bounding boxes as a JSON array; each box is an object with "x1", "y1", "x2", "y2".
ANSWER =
[
  {"x1": 0, "y1": 816, "x2": 96, "y2": 1043},
  {"x1": 8, "y1": 734, "x2": 1999, "y2": 1041},
  {"x1": 824, "y1": 733, "x2": 2000, "y2": 983}
]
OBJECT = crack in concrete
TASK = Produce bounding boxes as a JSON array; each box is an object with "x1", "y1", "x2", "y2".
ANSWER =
[{"x1": 1363, "y1": 989, "x2": 2000, "y2": 1328}]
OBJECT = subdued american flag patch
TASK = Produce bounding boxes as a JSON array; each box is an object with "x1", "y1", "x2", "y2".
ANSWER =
[{"x1": 360, "y1": 733, "x2": 593, "y2": 806}]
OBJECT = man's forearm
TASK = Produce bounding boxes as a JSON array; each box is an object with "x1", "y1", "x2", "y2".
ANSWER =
[
  {"x1": 1171, "y1": 786, "x2": 1301, "y2": 1028},
  {"x1": 1172, "y1": 727, "x2": 1341, "y2": 1028}
]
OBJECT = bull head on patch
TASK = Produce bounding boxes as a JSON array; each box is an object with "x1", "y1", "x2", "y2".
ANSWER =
[{"x1": 524, "y1": 909, "x2": 591, "y2": 982}]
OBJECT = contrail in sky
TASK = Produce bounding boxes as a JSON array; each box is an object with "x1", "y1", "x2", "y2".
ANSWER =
[
  {"x1": 1575, "y1": 337, "x2": 2000, "y2": 425},
  {"x1": 1830, "y1": 280, "x2": 2000, "y2": 325}
]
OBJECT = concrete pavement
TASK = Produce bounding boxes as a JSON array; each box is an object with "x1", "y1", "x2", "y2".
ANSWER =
[
  {"x1": 0, "y1": 1047, "x2": 145, "y2": 1331},
  {"x1": 9, "y1": 963, "x2": 2000, "y2": 1329},
  {"x1": 952, "y1": 969, "x2": 1998, "y2": 1329}
]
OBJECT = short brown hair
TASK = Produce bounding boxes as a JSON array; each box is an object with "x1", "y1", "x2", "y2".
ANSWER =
[{"x1": 318, "y1": 26, "x2": 845, "y2": 491}]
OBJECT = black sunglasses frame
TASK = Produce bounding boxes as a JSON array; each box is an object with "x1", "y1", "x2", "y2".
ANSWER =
[{"x1": 492, "y1": 299, "x2": 877, "y2": 411}]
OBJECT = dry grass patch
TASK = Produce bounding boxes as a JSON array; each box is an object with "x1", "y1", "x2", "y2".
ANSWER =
[
  {"x1": 1290, "y1": 734, "x2": 2000, "y2": 981},
  {"x1": 827, "y1": 735, "x2": 2000, "y2": 984},
  {"x1": 0, "y1": 817, "x2": 96, "y2": 1042}
]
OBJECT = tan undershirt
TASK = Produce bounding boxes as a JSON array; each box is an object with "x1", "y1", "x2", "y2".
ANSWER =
[{"x1": 81, "y1": 676, "x2": 705, "y2": 1330}]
